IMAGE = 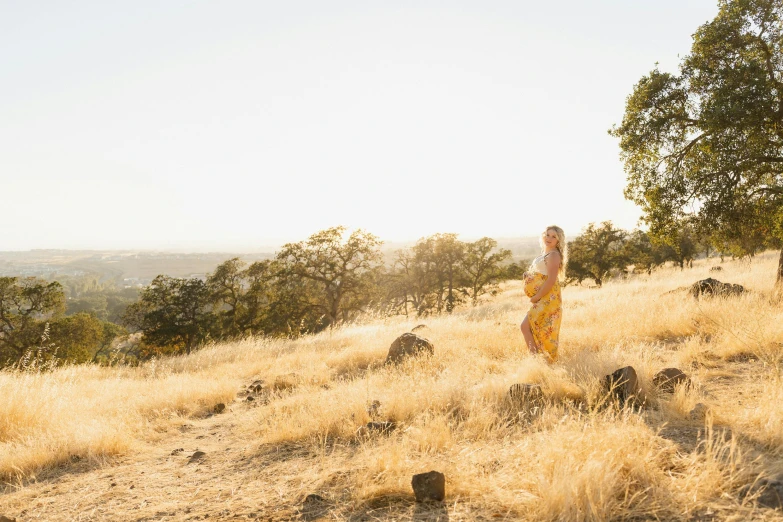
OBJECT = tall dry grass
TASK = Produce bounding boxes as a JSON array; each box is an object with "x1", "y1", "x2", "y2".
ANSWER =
[{"x1": 1, "y1": 252, "x2": 782, "y2": 519}]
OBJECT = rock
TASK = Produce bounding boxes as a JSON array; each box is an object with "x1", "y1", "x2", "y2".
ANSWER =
[
  {"x1": 213, "y1": 403, "x2": 226, "y2": 414},
  {"x1": 689, "y1": 278, "x2": 745, "y2": 298},
  {"x1": 386, "y1": 333, "x2": 434, "y2": 364},
  {"x1": 170, "y1": 448, "x2": 184, "y2": 455},
  {"x1": 508, "y1": 383, "x2": 545, "y2": 412},
  {"x1": 0, "y1": 516, "x2": 17, "y2": 522},
  {"x1": 366, "y1": 421, "x2": 396, "y2": 433},
  {"x1": 709, "y1": 266, "x2": 723, "y2": 272},
  {"x1": 356, "y1": 421, "x2": 397, "y2": 438},
  {"x1": 653, "y1": 368, "x2": 691, "y2": 393},
  {"x1": 603, "y1": 366, "x2": 641, "y2": 407},
  {"x1": 273, "y1": 373, "x2": 300, "y2": 391},
  {"x1": 741, "y1": 479, "x2": 783, "y2": 510},
  {"x1": 689, "y1": 403, "x2": 710, "y2": 421},
  {"x1": 412, "y1": 471, "x2": 446, "y2": 502},
  {"x1": 188, "y1": 451, "x2": 206, "y2": 464},
  {"x1": 367, "y1": 400, "x2": 381, "y2": 418},
  {"x1": 301, "y1": 494, "x2": 330, "y2": 518},
  {"x1": 246, "y1": 396, "x2": 255, "y2": 402}
]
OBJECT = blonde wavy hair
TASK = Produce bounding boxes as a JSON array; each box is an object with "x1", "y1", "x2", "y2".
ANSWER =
[{"x1": 539, "y1": 225, "x2": 568, "y2": 279}]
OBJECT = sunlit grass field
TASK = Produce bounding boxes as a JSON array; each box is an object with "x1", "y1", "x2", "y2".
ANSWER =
[{"x1": 1, "y1": 252, "x2": 782, "y2": 520}]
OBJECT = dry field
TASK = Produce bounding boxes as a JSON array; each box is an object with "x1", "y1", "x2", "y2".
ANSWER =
[{"x1": 1, "y1": 252, "x2": 783, "y2": 521}]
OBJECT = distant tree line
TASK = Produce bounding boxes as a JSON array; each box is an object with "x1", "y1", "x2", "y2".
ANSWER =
[
  {"x1": 566, "y1": 219, "x2": 777, "y2": 287},
  {"x1": 2, "y1": 220, "x2": 776, "y2": 368},
  {"x1": 120, "y1": 227, "x2": 513, "y2": 359},
  {"x1": 0, "y1": 228, "x2": 516, "y2": 367},
  {"x1": 0, "y1": 277, "x2": 126, "y2": 368}
]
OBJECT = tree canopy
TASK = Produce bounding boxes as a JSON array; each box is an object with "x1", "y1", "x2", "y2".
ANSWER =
[{"x1": 610, "y1": 0, "x2": 783, "y2": 285}]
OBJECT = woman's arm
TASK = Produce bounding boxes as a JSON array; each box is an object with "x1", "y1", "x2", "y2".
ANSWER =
[{"x1": 531, "y1": 252, "x2": 561, "y2": 303}]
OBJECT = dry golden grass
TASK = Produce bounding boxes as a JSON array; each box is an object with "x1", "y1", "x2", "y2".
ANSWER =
[{"x1": 1, "y1": 252, "x2": 783, "y2": 520}]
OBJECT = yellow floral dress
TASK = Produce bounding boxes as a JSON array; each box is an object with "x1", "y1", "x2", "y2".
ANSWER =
[{"x1": 523, "y1": 257, "x2": 563, "y2": 362}]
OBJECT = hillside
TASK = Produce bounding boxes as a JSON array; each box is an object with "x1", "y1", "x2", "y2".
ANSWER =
[{"x1": 1, "y1": 253, "x2": 783, "y2": 521}]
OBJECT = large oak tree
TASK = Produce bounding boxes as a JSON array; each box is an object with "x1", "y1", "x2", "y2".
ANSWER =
[{"x1": 610, "y1": 0, "x2": 783, "y2": 287}]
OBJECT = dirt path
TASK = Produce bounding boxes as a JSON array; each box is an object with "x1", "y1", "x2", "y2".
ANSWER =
[{"x1": 0, "y1": 390, "x2": 300, "y2": 521}]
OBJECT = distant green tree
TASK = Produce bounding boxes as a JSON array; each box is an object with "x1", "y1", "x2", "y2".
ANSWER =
[
  {"x1": 623, "y1": 230, "x2": 669, "y2": 275},
  {"x1": 656, "y1": 222, "x2": 700, "y2": 270},
  {"x1": 430, "y1": 233, "x2": 466, "y2": 313},
  {"x1": 48, "y1": 313, "x2": 117, "y2": 364},
  {"x1": 386, "y1": 246, "x2": 438, "y2": 316},
  {"x1": 610, "y1": 0, "x2": 783, "y2": 288},
  {"x1": 566, "y1": 222, "x2": 628, "y2": 287},
  {"x1": 208, "y1": 258, "x2": 279, "y2": 338},
  {"x1": 123, "y1": 276, "x2": 215, "y2": 356},
  {"x1": 276, "y1": 227, "x2": 383, "y2": 329},
  {"x1": 0, "y1": 277, "x2": 65, "y2": 366},
  {"x1": 463, "y1": 237, "x2": 512, "y2": 305}
]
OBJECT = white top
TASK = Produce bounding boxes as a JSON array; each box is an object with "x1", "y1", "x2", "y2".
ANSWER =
[{"x1": 531, "y1": 252, "x2": 558, "y2": 275}]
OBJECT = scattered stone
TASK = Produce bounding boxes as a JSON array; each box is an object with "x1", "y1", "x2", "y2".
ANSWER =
[
  {"x1": 188, "y1": 451, "x2": 206, "y2": 464},
  {"x1": 411, "y1": 324, "x2": 428, "y2": 331},
  {"x1": 273, "y1": 373, "x2": 300, "y2": 391},
  {"x1": 689, "y1": 278, "x2": 745, "y2": 298},
  {"x1": 366, "y1": 421, "x2": 396, "y2": 433},
  {"x1": 411, "y1": 471, "x2": 446, "y2": 502},
  {"x1": 709, "y1": 266, "x2": 723, "y2": 272},
  {"x1": 386, "y1": 333, "x2": 434, "y2": 364},
  {"x1": 246, "y1": 396, "x2": 255, "y2": 402},
  {"x1": 170, "y1": 448, "x2": 184, "y2": 455},
  {"x1": 653, "y1": 368, "x2": 691, "y2": 393},
  {"x1": 689, "y1": 403, "x2": 710, "y2": 421},
  {"x1": 248, "y1": 380, "x2": 265, "y2": 393},
  {"x1": 301, "y1": 494, "x2": 330, "y2": 517},
  {"x1": 603, "y1": 366, "x2": 642, "y2": 407},
  {"x1": 213, "y1": 403, "x2": 226, "y2": 414},
  {"x1": 367, "y1": 400, "x2": 381, "y2": 418},
  {"x1": 110, "y1": 482, "x2": 116, "y2": 487},
  {"x1": 508, "y1": 383, "x2": 545, "y2": 413},
  {"x1": 742, "y1": 479, "x2": 783, "y2": 510},
  {"x1": 356, "y1": 421, "x2": 397, "y2": 438},
  {"x1": 1, "y1": 516, "x2": 17, "y2": 522}
]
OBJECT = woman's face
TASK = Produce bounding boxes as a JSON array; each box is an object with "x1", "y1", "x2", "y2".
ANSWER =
[{"x1": 543, "y1": 229, "x2": 559, "y2": 249}]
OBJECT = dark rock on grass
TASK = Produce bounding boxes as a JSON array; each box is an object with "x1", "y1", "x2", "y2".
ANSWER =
[
  {"x1": 356, "y1": 421, "x2": 397, "y2": 438},
  {"x1": 653, "y1": 368, "x2": 691, "y2": 393},
  {"x1": 386, "y1": 333, "x2": 434, "y2": 364},
  {"x1": 603, "y1": 366, "x2": 642, "y2": 407},
  {"x1": 741, "y1": 479, "x2": 783, "y2": 510},
  {"x1": 273, "y1": 373, "x2": 300, "y2": 391},
  {"x1": 246, "y1": 396, "x2": 255, "y2": 402},
  {"x1": 0, "y1": 515, "x2": 17, "y2": 522},
  {"x1": 301, "y1": 494, "x2": 330, "y2": 519},
  {"x1": 366, "y1": 400, "x2": 381, "y2": 418},
  {"x1": 213, "y1": 403, "x2": 226, "y2": 414},
  {"x1": 412, "y1": 471, "x2": 446, "y2": 502},
  {"x1": 366, "y1": 421, "x2": 396, "y2": 432},
  {"x1": 689, "y1": 403, "x2": 710, "y2": 421},
  {"x1": 689, "y1": 278, "x2": 745, "y2": 298},
  {"x1": 508, "y1": 383, "x2": 544, "y2": 403},
  {"x1": 508, "y1": 383, "x2": 545, "y2": 414},
  {"x1": 188, "y1": 451, "x2": 206, "y2": 464}
]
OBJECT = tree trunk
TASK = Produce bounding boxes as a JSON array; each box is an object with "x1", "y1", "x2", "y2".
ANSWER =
[{"x1": 776, "y1": 248, "x2": 783, "y2": 290}]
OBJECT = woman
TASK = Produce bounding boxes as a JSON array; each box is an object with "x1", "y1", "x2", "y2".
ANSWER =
[{"x1": 520, "y1": 226, "x2": 567, "y2": 362}]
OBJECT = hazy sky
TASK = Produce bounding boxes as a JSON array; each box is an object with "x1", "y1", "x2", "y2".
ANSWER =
[{"x1": 1, "y1": 1, "x2": 719, "y2": 251}]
